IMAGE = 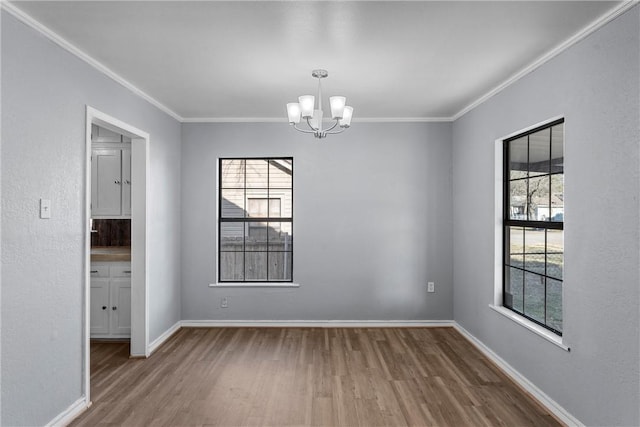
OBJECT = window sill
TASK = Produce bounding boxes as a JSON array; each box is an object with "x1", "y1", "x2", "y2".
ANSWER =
[
  {"x1": 488, "y1": 305, "x2": 570, "y2": 352},
  {"x1": 209, "y1": 283, "x2": 300, "y2": 288}
]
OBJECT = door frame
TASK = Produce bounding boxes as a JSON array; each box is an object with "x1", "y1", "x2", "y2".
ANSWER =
[{"x1": 84, "y1": 106, "x2": 150, "y2": 402}]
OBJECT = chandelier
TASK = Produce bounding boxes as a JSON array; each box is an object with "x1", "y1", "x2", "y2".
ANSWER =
[{"x1": 286, "y1": 69, "x2": 353, "y2": 139}]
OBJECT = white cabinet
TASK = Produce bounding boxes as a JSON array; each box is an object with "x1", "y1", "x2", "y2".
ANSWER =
[
  {"x1": 121, "y1": 149, "x2": 131, "y2": 216},
  {"x1": 91, "y1": 148, "x2": 131, "y2": 218},
  {"x1": 90, "y1": 262, "x2": 131, "y2": 338},
  {"x1": 90, "y1": 278, "x2": 110, "y2": 335}
]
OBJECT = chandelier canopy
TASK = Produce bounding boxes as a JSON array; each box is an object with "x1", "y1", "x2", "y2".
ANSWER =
[{"x1": 286, "y1": 69, "x2": 353, "y2": 139}]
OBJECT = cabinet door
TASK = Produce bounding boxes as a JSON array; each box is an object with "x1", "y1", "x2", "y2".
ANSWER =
[
  {"x1": 110, "y1": 279, "x2": 131, "y2": 336},
  {"x1": 92, "y1": 149, "x2": 122, "y2": 216},
  {"x1": 121, "y1": 148, "x2": 131, "y2": 216},
  {"x1": 90, "y1": 279, "x2": 110, "y2": 335}
]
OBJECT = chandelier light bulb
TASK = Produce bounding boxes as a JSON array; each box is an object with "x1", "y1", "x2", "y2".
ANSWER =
[
  {"x1": 298, "y1": 96, "x2": 315, "y2": 118},
  {"x1": 339, "y1": 106, "x2": 353, "y2": 128},
  {"x1": 286, "y1": 103, "x2": 301, "y2": 124},
  {"x1": 329, "y1": 96, "x2": 346, "y2": 119}
]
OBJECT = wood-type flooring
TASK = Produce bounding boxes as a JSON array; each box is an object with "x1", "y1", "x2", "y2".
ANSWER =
[{"x1": 71, "y1": 327, "x2": 562, "y2": 426}]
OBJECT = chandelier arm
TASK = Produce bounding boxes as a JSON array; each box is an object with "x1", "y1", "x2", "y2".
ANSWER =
[
  {"x1": 323, "y1": 120, "x2": 339, "y2": 133},
  {"x1": 324, "y1": 120, "x2": 346, "y2": 135},
  {"x1": 292, "y1": 123, "x2": 317, "y2": 134},
  {"x1": 325, "y1": 127, "x2": 346, "y2": 135},
  {"x1": 306, "y1": 117, "x2": 319, "y2": 131}
]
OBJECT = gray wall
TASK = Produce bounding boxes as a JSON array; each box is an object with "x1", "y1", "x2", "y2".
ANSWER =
[
  {"x1": 451, "y1": 6, "x2": 639, "y2": 427},
  {"x1": 1, "y1": 11, "x2": 182, "y2": 426},
  {"x1": 3, "y1": 3, "x2": 638, "y2": 426},
  {"x1": 181, "y1": 122, "x2": 453, "y2": 321}
]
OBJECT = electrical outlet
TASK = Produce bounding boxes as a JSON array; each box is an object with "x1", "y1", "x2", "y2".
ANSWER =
[
  {"x1": 220, "y1": 297, "x2": 228, "y2": 308},
  {"x1": 427, "y1": 282, "x2": 435, "y2": 293}
]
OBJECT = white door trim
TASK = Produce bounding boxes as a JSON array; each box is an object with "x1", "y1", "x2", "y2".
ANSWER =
[{"x1": 84, "y1": 106, "x2": 150, "y2": 405}]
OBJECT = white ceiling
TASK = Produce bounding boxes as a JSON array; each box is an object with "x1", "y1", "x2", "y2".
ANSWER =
[{"x1": 7, "y1": 1, "x2": 624, "y2": 121}]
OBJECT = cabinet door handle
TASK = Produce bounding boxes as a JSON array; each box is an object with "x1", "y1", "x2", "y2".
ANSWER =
[
  {"x1": 114, "y1": 179, "x2": 121, "y2": 184},
  {"x1": 123, "y1": 270, "x2": 131, "y2": 274},
  {"x1": 124, "y1": 180, "x2": 131, "y2": 185},
  {"x1": 112, "y1": 306, "x2": 117, "y2": 310},
  {"x1": 102, "y1": 306, "x2": 107, "y2": 310},
  {"x1": 91, "y1": 270, "x2": 99, "y2": 273}
]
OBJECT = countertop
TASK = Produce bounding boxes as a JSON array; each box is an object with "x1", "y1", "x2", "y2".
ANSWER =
[{"x1": 91, "y1": 246, "x2": 131, "y2": 262}]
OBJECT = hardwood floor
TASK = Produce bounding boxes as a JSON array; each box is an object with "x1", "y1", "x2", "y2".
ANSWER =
[{"x1": 72, "y1": 327, "x2": 562, "y2": 427}]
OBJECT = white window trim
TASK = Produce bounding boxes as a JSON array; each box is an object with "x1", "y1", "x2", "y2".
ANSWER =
[
  {"x1": 493, "y1": 117, "x2": 569, "y2": 352},
  {"x1": 209, "y1": 282, "x2": 300, "y2": 288},
  {"x1": 488, "y1": 304, "x2": 569, "y2": 351}
]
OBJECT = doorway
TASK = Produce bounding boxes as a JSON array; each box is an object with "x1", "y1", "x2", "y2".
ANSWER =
[{"x1": 84, "y1": 106, "x2": 149, "y2": 404}]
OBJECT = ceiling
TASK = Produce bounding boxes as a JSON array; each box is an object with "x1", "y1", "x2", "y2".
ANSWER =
[{"x1": 7, "y1": 1, "x2": 624, "y2": 121}]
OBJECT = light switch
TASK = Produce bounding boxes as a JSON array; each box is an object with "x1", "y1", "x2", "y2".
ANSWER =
[{"x1": 40, "y1": 199, "x2": 51, "y2": 219}]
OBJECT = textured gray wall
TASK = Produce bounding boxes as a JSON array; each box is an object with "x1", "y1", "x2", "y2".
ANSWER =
[
  {"x1": 181, "y1": 122, "x2": 453, "y2": 321},
  {"x1": 452, "y1": 7, "x2": 639, "y2": 426},
  {"x1": 1, "y1": 11, "x2": 182, "y2": 426},
  {"x1": 3, "y1": 3, "x2": 638, "y2": 426}
]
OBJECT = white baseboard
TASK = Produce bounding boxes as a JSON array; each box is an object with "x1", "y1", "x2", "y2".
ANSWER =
[
  {"x1": 453, "y1": 323, "x2": 583, "y2": 427},
  {"x1": 46, "y1": 396, "x2": 88, "y2": 427},
  {"x1": 180, "y1": 319, "x2": 455, "y2": 328},
  {"x1": 148, "y1": 321, "x2": 182, "y2": 354}
]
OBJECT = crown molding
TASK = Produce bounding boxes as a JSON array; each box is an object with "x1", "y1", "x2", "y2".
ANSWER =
[
  {"x1": 452, "y1": 0, "x2": 639, "y2": 121},
  {"x1": 1, "y1": 1, "x2": 184, "y2": 122},
  {"x1": 2, "y1": 1, "x2": 448, "y2": 125},
  {"x1": 4, "y1": 0, "x2": 636, "y2": 124},
  {"x1": 182, "y1": 117, "x2": 286, "y2": 123},
  {"x1": 354, "y1": 117, "x2": 454, "y2": 123},
  {"x1": 182, "y1": 116, "x2": 453, "y2": 123}
]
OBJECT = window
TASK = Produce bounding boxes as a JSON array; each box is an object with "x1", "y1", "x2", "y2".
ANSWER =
[
  {"x1": 219, "y1": 158, "x2": 293, "y2": 282},
  {"x1": 503, "y1": 119, "x2": 564, "y2": 335},
  {"x1": 247, "y1": 198, "x2": 281, "y2": 235}
]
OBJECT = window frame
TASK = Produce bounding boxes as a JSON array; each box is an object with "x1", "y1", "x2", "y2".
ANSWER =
[
  {"x1": 502, "y1": 118, "x2": 564, "y2": 336},
  {"x1": 217, "y1": 157, "x2": 294, "y2": 284}
]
